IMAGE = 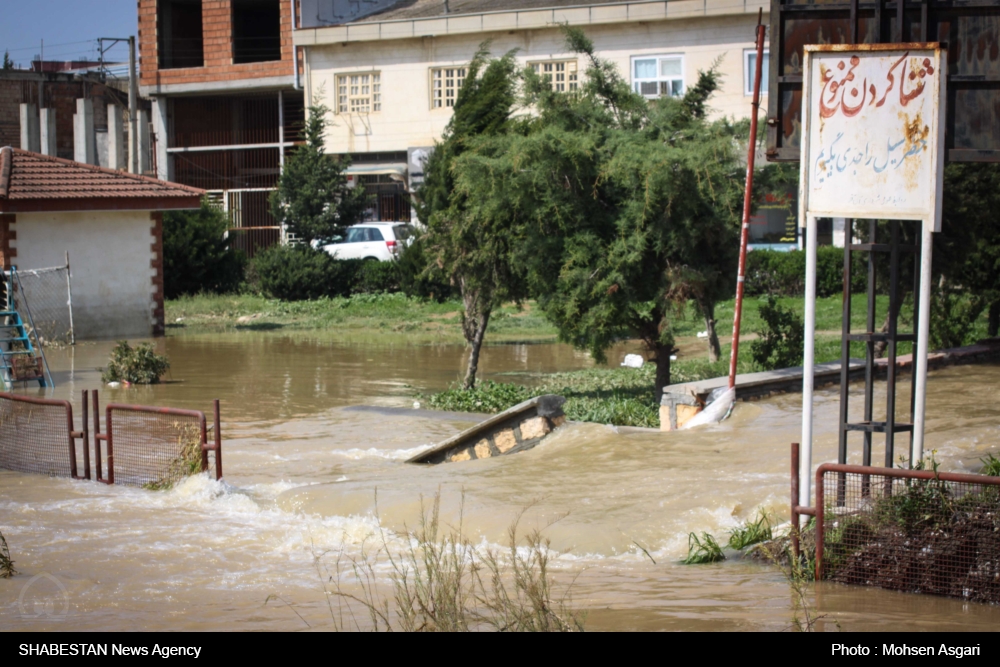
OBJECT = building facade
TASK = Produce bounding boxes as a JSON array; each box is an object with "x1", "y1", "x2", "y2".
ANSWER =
[
  {"x1": 139, "y1": 0, "x2": 306, "y2": 256},
  {"x1": 294, "y1": 0, "x2": 772, "y2": 225}
]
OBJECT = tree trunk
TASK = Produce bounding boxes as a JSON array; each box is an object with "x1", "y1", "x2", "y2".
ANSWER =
[
  {"x1": 653, "y1": 343, "x2": 672, "y2": 406},
  {"x1": 990, "y1": 301, "x2": 1000, "y2": 338},
  {"x1": 700, "y1": 300, "x2": 721, "y2": 362},
  {"x1": 873, "y1": 312, "x2": 891, "y2": 358},
  {"x1": 461, "y1": 282, "x2": 491, "y2": 390}
]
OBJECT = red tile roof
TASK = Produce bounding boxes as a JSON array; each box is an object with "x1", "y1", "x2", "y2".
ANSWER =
[{"x1": 0, "y1": 146, "x2": 203, "y2": 212}]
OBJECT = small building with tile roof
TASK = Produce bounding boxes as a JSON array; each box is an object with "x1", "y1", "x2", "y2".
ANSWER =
[{"x1": 0, "y1": 146, "x2": 203, "y2": 339}]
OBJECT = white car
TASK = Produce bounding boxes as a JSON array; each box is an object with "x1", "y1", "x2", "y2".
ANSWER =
[{"x1": 319, "y1": 222, "x2": 414, "y2": 261}]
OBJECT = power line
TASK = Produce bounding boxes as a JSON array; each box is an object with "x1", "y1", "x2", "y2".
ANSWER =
[{"x1": 3, "y1": 39, "x2": 96, "y2": 54}]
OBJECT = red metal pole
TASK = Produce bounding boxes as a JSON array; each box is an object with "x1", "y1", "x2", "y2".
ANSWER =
[
  {"x1": 213, "y1": 399, "x2": 223, "y2": 481},
  {"x1": 791, "y1": 442, "x2": 800, "y2": 559},
  {"x1": 728, "y1": 12, "x2": 766, "y2": 390}
]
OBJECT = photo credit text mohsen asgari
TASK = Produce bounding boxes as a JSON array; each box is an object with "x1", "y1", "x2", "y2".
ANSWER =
[
  {"x1": 833, "y1": 644, "x2": 981, "y2": 658},
  {"x1": 20, "y1": 645, "x2": 201, "y2": 658}
]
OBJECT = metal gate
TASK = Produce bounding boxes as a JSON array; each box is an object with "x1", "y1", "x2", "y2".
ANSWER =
[
  {"x1": 0, "y1": 390, "x2": 222, "y2": 488},
  {"x1": 0, "y1": 392, "x2": 87, "y2": 479}
]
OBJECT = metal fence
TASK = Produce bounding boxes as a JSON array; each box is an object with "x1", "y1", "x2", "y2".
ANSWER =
[
  {"x1": 0, "y1": 390, "x2": 222, "y2": 488},
  {"x1": 793, "y1": 447, "x2": 1000, "y2": 604},
  {"x1": 8, "y1": 256, "x2": 75, "y2": 346},
  {"x1": 0, "y1": 392, "x2": 86, "y2": 479}
]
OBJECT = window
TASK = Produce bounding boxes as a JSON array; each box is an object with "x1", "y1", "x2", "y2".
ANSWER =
[
  {"x1": 632, "y1": 55, "x2": 683, "y2": 98},
  {"x1": 431, "y1": 67, "x2": 466, "y2": 108},
  {"x1": 158, "y1": 0, "x2": 204, "y2": 69},
  {"x1": 232, "y1": 0, "x2": 282, "y2": 64},
  {"x1": 337, "y1": 73, "x2": 381, "y2": 113},
  {"x1": 744, "y1": 49, "x2": 770, "y2": 96},
  {"x1": 530, "y1": 60, "x2": 578, "y2": 92},
  {"x1": 345, "y1": 227, "x2": 384, "y2": 243}
]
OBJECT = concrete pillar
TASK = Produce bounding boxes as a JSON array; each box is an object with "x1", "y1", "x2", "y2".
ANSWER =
[
  {"x1": 19, "y1": 104, "x2": 40, "y2": 153},
  {"x1": 832, "y1": 217, "x2": 847, "y2": 248},
  {"x1": 73, "y1": 98, "x2": 95, "y2": 165},
  {"x1": 137, "y1": 109, "x2": 152, "y2": 176},
  {"x1": 107, "y1": 104, "x2": 125, "y2": 171},
  {"x1": 39, "y1": 108, "x2": 57, "y2": 156},
  {"x1": 151, "y1": 97, "x2": 171, "y2": 181}
]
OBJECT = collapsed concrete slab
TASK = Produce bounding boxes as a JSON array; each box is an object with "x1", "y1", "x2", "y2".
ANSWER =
[{"x1": 407, "y1": 395, "x2": 567, "y2": 465}]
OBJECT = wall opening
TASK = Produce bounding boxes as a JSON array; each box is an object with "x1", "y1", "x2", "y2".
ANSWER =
[
  {"x1": 158, "y1": 0, "x2": 204, "y2": 69},
  {"x1": 232, "y1": 0, "x2": 282, "y2": 64}
]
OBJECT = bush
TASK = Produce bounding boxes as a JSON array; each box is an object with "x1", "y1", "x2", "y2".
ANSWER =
[
  {"x1": 745, "y1": 247, "x2": 853, "y2": 298},
  {"x1": 354, "y1": 260, "x2": 400, "y2": 294},
  {"x1": 163, "y1": 199, "x2": 247, "y2": 299},
  {"x1": 750, "y1": 296, "x2": 804, "y2": 371},
  {"x1": 101, "y1": 341, "x2": 170, "y2": 384},
  {"x1": 250, "y1": 245, "x2": 342, "y2": 300}
]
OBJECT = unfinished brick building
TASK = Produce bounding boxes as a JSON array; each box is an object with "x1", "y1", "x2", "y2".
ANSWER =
[{"x1": 139, "y1": 0, "x2": 305, "y2": 256}]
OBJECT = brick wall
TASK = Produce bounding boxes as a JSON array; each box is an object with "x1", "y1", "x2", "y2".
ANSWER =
[
  {"x1": 150, "y1": 211, "x2": 164, "y2": 336},
  {"x1": 140, "y1": 0, "x2": 295, "y2": 88},
  {"x1": 0, "y1": 214, "x2": 16, "y2": 269}
]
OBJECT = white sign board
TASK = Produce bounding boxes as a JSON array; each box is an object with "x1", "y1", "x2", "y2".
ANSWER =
[{"x1": 799, "y1": 44, "x2": 946, "y2": 230}]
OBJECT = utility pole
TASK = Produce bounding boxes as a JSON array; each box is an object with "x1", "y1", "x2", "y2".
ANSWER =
[{"x1": 128, "y1": 36, "x2": 138, "y2": 175}]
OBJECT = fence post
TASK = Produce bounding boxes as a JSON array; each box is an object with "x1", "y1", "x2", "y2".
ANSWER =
[
  {"x1": 105, "y1": 404, "x2": 115, "y2": 485},
  {"x1": 791, "y1": 442, "x2": 800, "y2": 558},
  {"x1": 64, "y1": 251, "x2": 75, "y2": 346},
  {"x1": 214, "y1": 399, "x2": 223, "y2": 480},
  {"x1": 92, "y1": 389, "x2": 103, "y2": 483},
  {"x1": 81, "y1": 389, "x2": 89, "y2": 480},
  {"x1": 815, "y1": 467, "x2": 825, "y2": 581}
]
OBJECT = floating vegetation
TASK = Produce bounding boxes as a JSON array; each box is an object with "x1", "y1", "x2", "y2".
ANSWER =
[{"x1": 101, "y1": 341, "x2": 171, "y2": 385}]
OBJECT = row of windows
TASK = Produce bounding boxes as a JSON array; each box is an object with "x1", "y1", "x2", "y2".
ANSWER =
[{"x1": 334, "y1": 50, "x2": 767, "y2": 114}]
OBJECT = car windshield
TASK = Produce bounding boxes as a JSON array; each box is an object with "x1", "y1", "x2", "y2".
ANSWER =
[
  {"x1": 392, "y1": 224, "x2": 415, "y2": 241},
  {"x1": 345, "y1": 227, "x2": 384, "y2": 243}
]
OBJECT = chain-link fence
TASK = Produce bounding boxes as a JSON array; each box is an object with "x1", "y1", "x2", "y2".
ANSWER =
[
  {"x1": 104, "y1": 406, "x2": 210, "y2": 489},
  {"x1": 0, "y1": 393, "x2": 84, "y2": 479},
  {"x1": 816, "y1": 464, "x2": 1000, "y2": 604},
  {"x1": 8, "y1": 259, "x2": 74, "y2": 346}
]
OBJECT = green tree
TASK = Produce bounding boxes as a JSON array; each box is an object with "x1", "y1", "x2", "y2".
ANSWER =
[
  {"x1": 270, "y1": 99, "x2": 366, "y2": 245},
  {"x1": 418, "y1": 45, "x2": 525, "y2": 389},
  {"x1": 451, "y1": 28, "x2": 747, "y2": 402},
  {"x1": 163, "y1": 199, "x2": 246, "y2": 299},
  {"x1": 2, "y1": 51, "x2": 14, "y2": 70}
]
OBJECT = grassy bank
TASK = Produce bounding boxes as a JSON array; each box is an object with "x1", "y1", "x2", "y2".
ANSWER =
[{"x1": 165, "y1": 293, "x2": 557, "y2": 342}]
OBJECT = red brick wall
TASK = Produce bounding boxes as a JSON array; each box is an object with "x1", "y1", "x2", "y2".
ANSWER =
[
  {"x1": 0, "y1": 214, "x2": 16, "y2": 269},
  {"x1": 140, "y1": 0, "x2": 295, "y2": 88},
  {"x1": 150, "y1": 211, "x2": 165, "y2": 336}
]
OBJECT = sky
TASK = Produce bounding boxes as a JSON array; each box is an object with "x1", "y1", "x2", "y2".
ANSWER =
[{"x1": 0, "y1": 0, "x2": 137, "y2": 68}]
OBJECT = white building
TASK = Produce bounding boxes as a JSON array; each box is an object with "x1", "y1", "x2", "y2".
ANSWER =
[
  {"x1": 0, "y1": 146, "x2": 203, "y2": 339},
  {"x1": 294, "y1": 0, "x2": 770, "y2": 223}
]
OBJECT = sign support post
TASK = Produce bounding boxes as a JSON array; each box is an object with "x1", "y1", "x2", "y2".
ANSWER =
[{"x1": 798, "y1": 44, "x2": 946, "y2": 510}]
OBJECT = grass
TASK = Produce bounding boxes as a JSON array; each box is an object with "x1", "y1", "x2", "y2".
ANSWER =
[
  {"x1": 682, "y1": 532, "x2": 726, "y2": 564},
  {"x1": 727, "y1": 510, "x2": 774, "y2": 551},
  {"x1": 314, "y1": 492, "x2": 583, "y2": 632},
  {"x1": 165, "y1": 293, "x2": 557, "y2": 342},
  {"x1": 142, "y1": 423, "x2": 205, "y2": 491},
  {"x1": 0, "y1": 530, "x2": 16, "y2": 578},
  {"x1": 981, "y1": 453, "x2": 1000, "y2": 477}
]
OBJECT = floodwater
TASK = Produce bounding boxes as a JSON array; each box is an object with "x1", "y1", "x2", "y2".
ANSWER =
[{"x1": 2, "y1": 333, "x2": 999, "y2": 631}]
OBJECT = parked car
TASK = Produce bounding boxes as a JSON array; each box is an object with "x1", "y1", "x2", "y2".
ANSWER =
[{"x1": 318, "y1": 222, "x2": 414, "y2": 261}]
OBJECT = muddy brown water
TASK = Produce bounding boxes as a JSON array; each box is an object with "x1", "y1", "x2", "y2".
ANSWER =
[{"x1": 2, "y1": 334, "x2": 999, "y2": 631}]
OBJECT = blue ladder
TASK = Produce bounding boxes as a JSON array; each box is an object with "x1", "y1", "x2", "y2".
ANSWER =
[{"x1": 0, "y1": 267, "x2": 53, "y2": 389}]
